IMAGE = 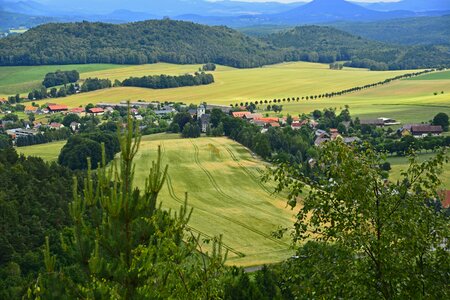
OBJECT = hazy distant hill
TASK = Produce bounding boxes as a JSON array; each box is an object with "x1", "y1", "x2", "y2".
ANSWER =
[
  {"x1": 178, "y1": 0, "x2": 449, "y2": 27},
  {"x1": 331, "y1": 15, "x2": 450, "y2": 45},
  {"x1": 0, "y1": 10, "x2": 55, "y2": 31},
  {"x1": 363, "y1": 0, "x2": 450, "y2": 12},
  {"x1": 264, "y1": 25, "x2": 450, "y2": 70},
  {"x1": 0, "y1": 20, "x2": 286, "y2": 68}
]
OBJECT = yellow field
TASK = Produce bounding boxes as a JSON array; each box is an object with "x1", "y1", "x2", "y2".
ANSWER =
[{"x1": 24, "y1": 61, "x2": 422, "y2": 107}]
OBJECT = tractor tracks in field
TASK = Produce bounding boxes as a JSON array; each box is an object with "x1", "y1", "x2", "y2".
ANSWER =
[
  {"x1": 216, "y1": 140, "x2": 273, "y2": 196},
  {"x1": 189, "y1": 139, "x2": 290, "y2": 247},
  {"x1": 161, "y1": 141, "x2": 245, "y2": 257}
]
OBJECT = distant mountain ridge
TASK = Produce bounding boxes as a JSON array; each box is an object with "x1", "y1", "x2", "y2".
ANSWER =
[{"x1": 177, "y1": 0, "x2": 450, "y2": 27}]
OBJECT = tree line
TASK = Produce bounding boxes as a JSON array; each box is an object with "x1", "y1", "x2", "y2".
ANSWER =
[
  {"x1": 42, "y1": 70, "x2": 79, "y2": 88},
  {"x1": 229, "y1": 69, "x2": 436, "y2": 107},
  {"x1": 121, "y1": 72, "x2": 214, "y2": 89},
  {"x1": 15, "y1": 127, "x2": 71, "y2": 147}
]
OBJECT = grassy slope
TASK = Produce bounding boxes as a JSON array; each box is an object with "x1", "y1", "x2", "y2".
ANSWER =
[
  {"x1": 0, "y1": 64, "x2": 126, "y2": 95},
  {"x1": 17, "y1": 134, "x2": 296, "y2": 266},
  {"x1": 407, "y1": 70, "x2": 450, "y2": 81}
]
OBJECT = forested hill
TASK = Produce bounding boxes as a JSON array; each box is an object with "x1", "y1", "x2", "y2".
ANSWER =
[
  {"x1": 0, "y1": 20, "x2": 449, "y2": 70},
  {"x1": 0, "y1": 20, "x2": 285, "y2": 68},
  {"x1": 330, "y1": 15, "x2": 450, "y2": 46},
  {"x1": 264, "y1": 26, "x2": 450, "y2": 70}
]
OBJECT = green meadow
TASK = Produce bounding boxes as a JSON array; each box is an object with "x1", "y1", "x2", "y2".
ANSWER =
[
  {"x1": 17, "y1": 135, "x2": 296, "y2": 266},
  {"x1": 0, "y1": 64, "x2": 125, "y2": 95},
  {"x1": 388, "y1": 153, "x2": 450, "y2": 189},
  {"x1": 17, "y1": 140, "x2": 66, "y2": 161}
]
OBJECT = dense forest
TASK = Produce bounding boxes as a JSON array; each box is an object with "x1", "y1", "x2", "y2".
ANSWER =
[
  {"x1": 0, "y1": 20, "x2": 449, "y2": 70},
  {"x1": 264, "y1": 25, "x2": 450, "y2": 70},
  {"x1": 0, "y1": 20, "x2": 285, "y2": 68}
]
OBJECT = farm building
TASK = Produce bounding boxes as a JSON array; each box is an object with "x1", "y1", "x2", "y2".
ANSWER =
[
  {"x1": 47, "y1": 104, "x2": 68, "y2": 113},
  {"x1": 88, "y1": 107, "x2": 104, "y2": 116}
]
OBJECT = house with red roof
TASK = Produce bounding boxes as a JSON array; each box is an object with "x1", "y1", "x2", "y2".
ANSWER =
[
  {"x1": 232, "y1": 111, "x2": 251, "y2": 118},
  {"x1": 47, "y1": 104, "x2": 68, "y2": 113},
  {"x1": 69, "y1": 107, "x2": 85, "y2": 115},
  {"x1": 88, "y1": 107, "x2": 104, "y2": 116},
  {"x1": 25, "y1": 106, "x2": 38, "y2": 114}
]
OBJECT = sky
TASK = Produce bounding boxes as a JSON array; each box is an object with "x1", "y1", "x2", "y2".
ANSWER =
[{"x1": 229, "y1": 0, "x2": 400, "y2": 2}]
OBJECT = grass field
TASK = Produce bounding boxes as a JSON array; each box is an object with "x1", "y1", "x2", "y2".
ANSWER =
[
  {"x1": 388, "y1": 153, "x2": 450, "y2": 189},
  {"x1": 17, "y1": 140, "x2": 66, "y2": 161},
  {"x1": 407, "y1": 70, "x2": 450, "y2": 81},
  {"x1": 278, "y1": 79, "x2": 450, "y2": 124},
  {"x1": 0, "y1": 64, "x2": 126, "y2": 95},
  {"x1": 17, "y1": 134, "x2": 296, "y2": 266}
]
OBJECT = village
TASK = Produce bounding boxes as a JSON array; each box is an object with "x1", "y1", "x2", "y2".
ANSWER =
[{"x1": 0, "y1": 97, "x2": 446, "y2": 146}]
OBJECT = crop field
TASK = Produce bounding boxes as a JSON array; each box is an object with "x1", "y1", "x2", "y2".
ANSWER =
[
  {"x1": 5, "y1": 61, "x2": 425, "y2": 104},
  {"x1": 17, "y1": 134, "x2": 296, "y2": 266}
]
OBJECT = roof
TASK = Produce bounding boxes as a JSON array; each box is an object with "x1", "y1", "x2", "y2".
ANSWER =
[
  {"x1": 89, "y1": 108, "x2": 104, "y2": 113},
  {"x1": 200, "y1": 114, "x2": 211, "y2": 123},
  {"x1": 314, "y1": 137, "x2": 330, "y2": 146},
  {"x1": 232, "y1": 111, "x2": 251, "y2": 118},
  {"x1": 47, "y1": 104, "x2": 68, "y2": 111},
  {"x1": 410, "y1": 125, "x2": 443, "y2": 134},
  {"x1": 70, "y1": 107, "x2": 85, "y2": 113},
  {"x1": 270, "y1": 122, "x2": 280, "y2": 127},
  {"x1": 254, "y1": 117, "x2": 279, "y2": 123},
  {"x1": 244, "y1": 113, "x2": 263, "y2": 119},
  {"x1": 360, "y1": 119, "x2": 385, "y2": 126},
  {"x1": 439, "y1": 190, "x2": 450, "y2": 209},
  {"x1": 49, "y1": 122, "x2": 63, "y2": 128},
  {"x1": 25, "y1": 106, "x2": 37, "y2": 111}
]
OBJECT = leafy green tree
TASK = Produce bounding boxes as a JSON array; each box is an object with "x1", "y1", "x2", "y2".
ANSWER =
[
  {"x1": 268, "y1": 141, "x2": 450, "y2": 299},
  {"x1": 62, "y1": 113, "x2": 80, "y2": 127},
  {"x1": 432, "y1": 112, "x2": 449, "y2": 131}
]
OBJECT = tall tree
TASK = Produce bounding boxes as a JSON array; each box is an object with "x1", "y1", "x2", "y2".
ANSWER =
[{"x1": 267, "y1": 141, "x2": 449, "y2": 299}]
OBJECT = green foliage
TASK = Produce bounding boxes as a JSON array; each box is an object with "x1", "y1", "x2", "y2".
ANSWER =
[
  {"x1": 331, "y1": 15, "x2": 450, "y2": 46},
  {"x1": 432, "y1": 112, "x2": 449, "y2": 131},
  {"x1": 182, "y1": 123, "x2": 201, "y2": 138},
  {"x1": 80, "y1": 77, "x2": 111, "y2": 92},
  {"x1": 122, "y1": 72, "x2": 214, "y2": 89},
  {"x1": 0, "y1": 147, "x2": 75, "y2": 299},
  {"x1": 32, "y1": 110, "x2": 228, "y2": 299},
  {"x1": 0, "y1": 20, "x2": 285, "y2": 68},
  {"x1": 58, "y1": 132, "x2": 120, "y2": 170},
  {"x1": 265, "y1": 25, "x2": 450, "y2": 70},
  {"x1": 42, "y1": 70, "x2": 79, "y2": 88},
  {"x1": 268, "y1": 141, "x2": 450, "y2": 298},
  {"x1": 202, "y1": 63, "x2": 217, "y2": 71}
]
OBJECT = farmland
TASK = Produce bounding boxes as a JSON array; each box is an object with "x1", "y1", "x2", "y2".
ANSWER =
[
  {"x1": 17, "y1": 135, "x2": 296, "y2": 266},
  {"x1": 2, "y1": 61, "x2": 448, "y2": 123}
]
